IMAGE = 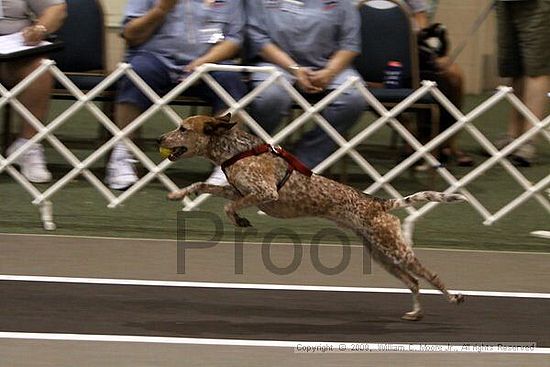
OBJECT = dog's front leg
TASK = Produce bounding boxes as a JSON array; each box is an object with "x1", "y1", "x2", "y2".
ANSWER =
[
  {"x1": 225, "y1": 190, "x2": 279, "y2": 227},
  {"x1": 168, "y1": 183, "x2": 240, "y2": 201}
]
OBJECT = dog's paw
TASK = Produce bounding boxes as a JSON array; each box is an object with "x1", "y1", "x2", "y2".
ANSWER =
[
  {"x1": 235, "y1": 217, "x2": 252, "y2": 228},
  {"x1": 401, "y1": 310, "x2": 424, "y2": 321},
  {"x1": 167, "y1": 190, "x2": 188, "y2": 201},
  {"x1": 451, "y1": 293, "x2": 465, "y2": 304}
]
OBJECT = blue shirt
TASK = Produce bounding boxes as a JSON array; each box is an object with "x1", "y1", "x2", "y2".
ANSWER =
[
  {"x1": 123, "y1": 0, "x2": 244, "y2": 68},
  {"x1": 246, "y1": 0, "x2": 361, "y2": 68}
]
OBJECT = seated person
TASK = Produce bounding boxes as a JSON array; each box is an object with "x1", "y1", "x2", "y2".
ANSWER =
[
  {"x1": 106, "y1": 0, "x2": 247, "y2": 190},
  {"x1": 245, "y1": 0, "x2": 367, "y2": 169},
  {"x1": 404, "y1": 0, "x2": 473, "y2": 166},
  {"x1": 4, "y1": 0, "x2": 67, "y2": 183}
]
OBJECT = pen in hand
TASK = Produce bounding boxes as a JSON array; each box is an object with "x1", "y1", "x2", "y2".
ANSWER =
[{"x1": 22, "y1": 24, "x2": 48, "y2": 46}]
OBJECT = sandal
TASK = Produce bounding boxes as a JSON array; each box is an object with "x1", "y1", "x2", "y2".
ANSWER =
[{"x1": 456, "y1": 151, "x2": 474, "y2": 167}]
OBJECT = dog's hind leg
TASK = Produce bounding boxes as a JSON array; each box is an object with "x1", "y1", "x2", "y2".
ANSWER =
[
  {"x1": 404, "y1": 255, "x2": 464, "y2": 305},
  {"x1": 371, "y1": 250, "x2": 423, "y2": 321}
]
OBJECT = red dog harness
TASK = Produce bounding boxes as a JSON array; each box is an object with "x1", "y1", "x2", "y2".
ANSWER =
[{"x1": 221, "y1": 144, "x2": 312, "y2": 191}]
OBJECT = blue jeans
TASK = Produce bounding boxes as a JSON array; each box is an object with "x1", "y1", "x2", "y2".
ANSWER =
[
  {"x1": 116, "y1": 52, "x2": 246, "y2": 113},
  {"x1": 249, "y1": 64, "x2": 366, "y2": 168}
]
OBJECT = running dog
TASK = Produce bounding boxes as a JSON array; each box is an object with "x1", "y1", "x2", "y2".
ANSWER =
[{"x1": 159, "y1": 113, "x2": 465, "y2": 320}]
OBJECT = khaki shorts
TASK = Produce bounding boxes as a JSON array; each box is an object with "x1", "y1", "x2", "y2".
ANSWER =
[{"x1": 497, "y1": 0, "x2": 550, "y2": 77}]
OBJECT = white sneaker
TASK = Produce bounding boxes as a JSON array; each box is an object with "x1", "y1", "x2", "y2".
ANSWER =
[
  {"x1": 511, "y1": 141, "x2": 536, "y2": 167},
  {"x1": 205, "y1": 166, "x2": 228, "y2": 186},
  {"x1": 6, "y1": 138, "x2": 52, "y2": 183},
  {"x1": 105, "y1": 143, "x2": 138, "y2": 190}
]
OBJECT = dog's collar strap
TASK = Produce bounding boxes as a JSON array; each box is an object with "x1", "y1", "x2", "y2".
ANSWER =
[{"x1": 221, "y1": 144, "x2": 312, "y2": 189}]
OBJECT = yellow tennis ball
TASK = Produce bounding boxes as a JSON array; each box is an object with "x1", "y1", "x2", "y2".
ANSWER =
[{"x1": 159, "y1": 147, "x2": 173, "y2": 159}]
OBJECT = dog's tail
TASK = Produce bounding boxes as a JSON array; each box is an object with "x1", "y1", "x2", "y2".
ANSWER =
[{"x1": 386, "y1": 191, "x2": 466, "y2": 211}]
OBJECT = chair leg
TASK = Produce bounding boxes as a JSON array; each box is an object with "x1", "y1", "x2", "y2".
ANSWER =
[
  {"x1": 99, "y1": 99, "x2": 115, "y2": 166},
  {"x1": 98, "y1": 99, "x2": 114, "y2": 146},
  {"x1": 389, "y1": 113, "x2": 401, "y2": 149},
  {"x1": 2, "y1": 106, "x2": 13, "y2": 155},
  {"x1": 428, "y1": 105, "x2": 441, "y2": 188},
  {"x1": 414, "y1": 106, "x2": 440, "y2": 189}
]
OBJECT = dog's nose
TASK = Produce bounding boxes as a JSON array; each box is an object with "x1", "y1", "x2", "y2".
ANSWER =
[{"x1": 156, "y1": 136, "x2": 163, "y2": 145}]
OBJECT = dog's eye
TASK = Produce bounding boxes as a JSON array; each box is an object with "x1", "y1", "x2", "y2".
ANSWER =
[{"x1": 179, "y1": 126, "x2": 187, "y2": 133}]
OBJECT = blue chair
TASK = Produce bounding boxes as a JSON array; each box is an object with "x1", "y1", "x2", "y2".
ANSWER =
[
  {"x1": 51, "y1": 0, "x2": 114, "y2": 108},
  {"x1": 43, "y1": 0, "x2": 117, "y2": 148},
  {"x1": 355, "y1": 0, "x2": 439, "y2": 148}
]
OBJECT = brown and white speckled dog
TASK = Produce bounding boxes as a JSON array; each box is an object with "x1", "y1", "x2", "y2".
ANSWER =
[{"x1": 159, "y1": 113, "x2": 465, "y2": 321}]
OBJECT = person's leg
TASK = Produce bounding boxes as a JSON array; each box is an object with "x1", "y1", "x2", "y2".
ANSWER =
[
  {"x1": 114, "y1": 103, "x2": 143, "y2": 133},
  {"x1": 498, "y1": 74, "x2": 544, "y2": 166},
  {"x1": 506, "y1": 0, "x2": 550, "y2": 165},
  {"x1": 248, "y1": 81, "x2": 292, "y2": 135},
  {"x1": 435, "y1": 60, "x2": 473, "y2": 166},
  {"x1": 12, "y1": 57, "x2": 53, "y2": 138},
  {"x1": 4, "y1": 56, "x2": 53, "y2": 183},
  {"x1": 507, "y1": 77, "x2": 526, "y2": 138},
  {"x1": 106, "y1": 53, "x2": 173, "y2": 189},
  {"x1": 510, "y1": 76, "x2": 550, "y2": 137},
  {"x1": 516, "y1": 0, "x2": 550, "y2": 133},
  {"x1": 203, "y1": 70, "x2": 248, "y2": 114},
  {"x1": 115, "y1": 53, "x2": 173, "y2": 128},
  {"x1": 180, "y1": 68, "x2": 249, "y2": 185},
  {"x1": 495, "y1": 0, "x2": 522, "y2": 150},
  {"x1": 293, "y1": 88, "x2": 366, "y2": 169},
  {"x1": 246, "y1": 64, "x2": 295, "y2": 135},
  {"x1": 522, "y1": 75, "x2": 550, "y2": 133},
  {"x1": 508, "y1": 75, "x2": 549, "y2": 166}
]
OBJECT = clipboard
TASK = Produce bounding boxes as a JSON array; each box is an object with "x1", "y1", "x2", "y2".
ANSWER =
[{"x1": 0, "y1": 32, "x2": 64, "y2": 61}]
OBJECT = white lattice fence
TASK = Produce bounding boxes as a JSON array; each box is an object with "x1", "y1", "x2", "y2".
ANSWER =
[{"x1": 0, "y1": 60, "x2": 548, "y2": 240}]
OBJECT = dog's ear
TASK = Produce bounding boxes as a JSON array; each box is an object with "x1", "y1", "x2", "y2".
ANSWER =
[
  {"x1": 203, "y1": 120, "x2": 236, "y2": 136},
  {"x1": 216, "y1": 113, "x2": 232, "y2": 123}
]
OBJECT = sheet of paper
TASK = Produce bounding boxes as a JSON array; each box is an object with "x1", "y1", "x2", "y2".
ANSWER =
[{"x1": 0, "y1": 32, "x2": 52, "y2": 55}]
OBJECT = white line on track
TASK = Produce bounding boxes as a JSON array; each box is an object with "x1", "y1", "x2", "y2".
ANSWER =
[
  {"x1": 1, "y1": 232, "x2": 549, "y2": 254},
  {"x1": 1, "y1": 274, "x2": 549, "y2": 299},
  {"x1": 0, "y1": 332, "x2": 548, "y2": 354}
]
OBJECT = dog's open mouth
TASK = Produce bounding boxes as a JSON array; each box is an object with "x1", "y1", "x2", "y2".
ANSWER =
[{"x1": 159, "y1": 146, "x2": 187, "y2": 161}]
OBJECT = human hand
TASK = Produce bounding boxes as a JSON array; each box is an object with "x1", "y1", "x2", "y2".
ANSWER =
[
  {"x1": 22, "y1": 24, "x2": 47, "y2": 46},
  {"x1": 435, "y1": 55, "x2": 452, "y2": 70},
  {"x1": 308, "y1": 68, "x2": 336, "y2": 91},
  {"x1": 183, "y1": 58, "x2": 205, "y2": 73},
  {"x1": 156, "y1": 0, "x2": 178, "y2": 14},
  {"x1": 294, "y1": 67, "x2": 322, "y2": 94}
]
